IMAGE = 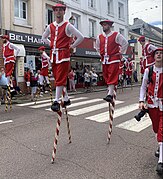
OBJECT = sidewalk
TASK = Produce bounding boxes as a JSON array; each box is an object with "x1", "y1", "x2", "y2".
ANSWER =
[{"x1": 1, "y1": 83, "x2": 141, "y2": 104}]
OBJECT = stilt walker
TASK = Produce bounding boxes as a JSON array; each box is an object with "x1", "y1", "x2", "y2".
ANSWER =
[
  {"x1": 0, "y1": 35, "x2": 20, "y2": 111},
  {"x1": 42, "y1": 3, "x2": 83, "y2": 162},
  {"x1": 96, "y1": 19, "x2": 128, "y2": 142}
]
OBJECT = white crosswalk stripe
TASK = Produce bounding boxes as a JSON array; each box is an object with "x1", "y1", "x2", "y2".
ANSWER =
[
  {"x1": 45, "y1": 98, "x2": 104, "y2": 111},
  {"x1": 16, "y1": 96, "x2": 76, "y2": 107},
  {"x1": 68, "y1": 100, "x2": 124, "y2": 116},
  {"x1": 116, "y1": 115, "x2": 152, "y2": 132},
  {"x1": 30, "y1": 97, "x2": 88, "y2": 109},
  {"x1": 15, "y1": 96, "x2": 152, "y2": 132},
  {"x1": 86, "y1": 103, "x2": 138, "y2": 122}
]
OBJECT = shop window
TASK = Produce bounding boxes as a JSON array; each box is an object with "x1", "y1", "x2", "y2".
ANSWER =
[{"x1": 14, "y1": 0, "x2": 28, "y2": 25}]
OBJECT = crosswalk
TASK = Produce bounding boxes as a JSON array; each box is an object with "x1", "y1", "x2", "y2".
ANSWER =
[{"x1": 16, "y1": 96, "x2": 152, "y2": 133}]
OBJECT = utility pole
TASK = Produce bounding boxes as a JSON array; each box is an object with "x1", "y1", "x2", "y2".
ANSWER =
[{"x1": 0, "y1": 0, "x2": 2, "y2": 34}]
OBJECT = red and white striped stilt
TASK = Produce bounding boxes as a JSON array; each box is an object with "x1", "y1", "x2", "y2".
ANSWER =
[
  {"x1": 51, "y1": 110, "x2": 62, "y2": 163},
  {"x1": 51, "y1": 87, "x2": 71, "y2": 163},
  {"x1": 107, "y1": 86, "x2": 117, "y2": 143},
  {"x1": 65, "y1": 107, "x2": 72, "y2": 143},
  {"x1": 62, "y1": 87, "x2": 71, "y2": 143}
]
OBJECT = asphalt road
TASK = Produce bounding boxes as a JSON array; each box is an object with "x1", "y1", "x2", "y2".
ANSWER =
[{"x1": 0, "y1": 86, "x2": 162, "y2": 179}]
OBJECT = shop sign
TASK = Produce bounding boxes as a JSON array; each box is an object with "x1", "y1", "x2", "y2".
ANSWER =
[
  {"x1": 7, "y1": 31, "x2": 47, "y2": 46},
  {"x1": 75, "y1": 48, "x2": 100, "y2": 58}
]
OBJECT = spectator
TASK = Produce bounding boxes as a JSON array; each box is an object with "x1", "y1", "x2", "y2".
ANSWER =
[
  {"x1": 24, "y1": 68, "x2": 31, "y2": 94},
  {"x1": 90, "y1": 68, "x2": 98, "y2": 90},
  {"x1": 30, "y1": 72, "x2": 38, "y2": 101},
  {"x1": 68, "y1": 68, "x2": 76, "y2": 92},
  {"x1": 84, "y1": 68, "x2": 91, "y2": 92}
]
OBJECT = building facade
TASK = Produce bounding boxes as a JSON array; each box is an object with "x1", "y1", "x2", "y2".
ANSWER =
[
  {"x1": 129, "y1": 18, "x2": 162, "y2": 81},
  {"x1": 0, "y1": 0, "x2": 129, "y2": 90}
]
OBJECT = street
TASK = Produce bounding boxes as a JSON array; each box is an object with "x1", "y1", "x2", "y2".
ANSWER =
[{"x1": 0, "y1": 86, "x2": 162, "y2": 179}]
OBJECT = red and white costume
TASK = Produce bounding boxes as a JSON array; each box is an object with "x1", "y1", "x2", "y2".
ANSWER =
[
  {"x1": 125, "y1": 59, "x2": 133, "y2": 77},
  {"x1": 140, "y1": 57, "x2": 146, "y2": 75},
  {"x1": 139, "y1": 65, "x2": 163, "y2": 142},
  {"x1": 96, "y1": 31, "x2": 128, "y2": 85},
  {"x1": 142, "y1": 42, "x2": 157, "y2": 68},
  {"x1": 42, "y1": 20, "x2": 83, "y2": 102},
  {"x1": 3, "y1": 41, "x2": 20, "y2": 76},
  {"x1": 42, "y1": 21, "x2": 83, "y2": 86},
  {"x1": 39, "y1": 51, "x2": 50, "y2": 85},
  {"x1": 2, "y1": 41, "x2": 20, "y2": 86}
]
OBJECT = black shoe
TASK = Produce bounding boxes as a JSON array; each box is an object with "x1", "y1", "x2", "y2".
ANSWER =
[
  {"x1": 155, "y1": 148, "x2": 159, "y2": 158},
  {"x1": 156, "y1": 163, "x2": 163, "y2": 174},
  {"x1": 103, "y1": 95, "x2": 113, "y2": 103},
  {"x1": 51, "y1": 101, "x2": 60, "y2": 112},
  {"x1": 62, "y1": 99, "x2": 71, "y2": 108}
]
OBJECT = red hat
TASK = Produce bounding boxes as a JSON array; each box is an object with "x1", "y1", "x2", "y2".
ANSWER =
[
  {"x1": 99, "y1": 20, "x2": 114, "y2": 26},
  {"x1": 52, "y1": 3, "x2": 66, "y2": 11},
  {"x1": 0, "y1": 35, "x2": 9, "y2": 40},
  {"x1": 138, "y1": 36, "x2": 145, "y2": 42},
  {"x1": 38, "y1": 46, "x2": 45, "y2": 51},
  {"x1": 152, "y1": 48, "x2": 163, "y2": 57}
]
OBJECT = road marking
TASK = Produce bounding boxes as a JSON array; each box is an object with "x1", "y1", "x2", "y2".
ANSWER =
[
  {"x1": 115, "y1": 115, "x2": 152, "y2": 132},
  {"x1": 31, "y1": 97, "x2": 88, "y2": 109},
  {"x1": 86, "y1": 103, "x2": 138, "y2": 122},
  {"x1": 0, "y1": 120, "x2": 13, "y2": 125},
  {"x1": 16, "y1": 96, "x2": 75, "y2": 107},
  {"x1": 68, "y1": 100, "x2": 124, "y2": 116},
  {"x1": 45, "y1": 98, "x2": 102, "y2": 111}
]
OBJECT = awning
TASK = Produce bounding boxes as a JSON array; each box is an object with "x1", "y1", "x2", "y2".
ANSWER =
[{"x1": 14, "y1": 44, "x2": 26, "y2": 57}]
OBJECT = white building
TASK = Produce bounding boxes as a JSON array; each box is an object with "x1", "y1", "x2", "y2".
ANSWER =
[{"x1": 0, "y1": 0, "x2": 129, "y2": 90}]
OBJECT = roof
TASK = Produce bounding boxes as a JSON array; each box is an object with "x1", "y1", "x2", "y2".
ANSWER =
[{"x1": 129, "y1": 18, "x2": 162, "y2": 42}]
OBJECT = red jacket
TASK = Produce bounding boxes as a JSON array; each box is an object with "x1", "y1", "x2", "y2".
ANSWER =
[
  {"x1": 50, "y1": 22, "x2": 71, "y2": 63},
  {"x1": 3, "y1": 42, "x2": 15, "y2": 64},
  {"x1": 99, "y1": 32, "x2": 121, "y2": 64}
]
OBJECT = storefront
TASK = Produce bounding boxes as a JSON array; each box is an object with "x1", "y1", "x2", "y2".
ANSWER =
[
  {"x1": 6, "y1": 30, "x2": 50, "y2": 91},
  {"x1": 4, "y1": 31, "x2": 104, "y2": 91}
]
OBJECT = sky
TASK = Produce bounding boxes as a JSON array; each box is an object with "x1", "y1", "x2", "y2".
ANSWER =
[{"x1": 128, "y1": 0, "x2": 162, "y2": 29}]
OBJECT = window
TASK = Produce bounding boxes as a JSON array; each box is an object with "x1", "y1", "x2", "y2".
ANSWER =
[
  {"x1": 88, "y1": 0, "x2": 96, "y2": 8},
  {"x1": 89, "y1": 20, "x2": 96, "y2": 37},
  {"x1": 46, "y1": 8, "x2": 54, "y2": 25},
  {"x1": 119, "y1": 28, "x2": 124, "y2": 36},
  {"x1": 71, "y1": 14, "x2": 80, "y2": 30},
  {"x1": 14, "y1": 0, "x2": 27, "y2": 19},
  {"x1": 107, "y1": 0, "x2": 114, "y2": 15},
  {"x1": 118, "y1": 2, "x2": 124, "y2": 20}
]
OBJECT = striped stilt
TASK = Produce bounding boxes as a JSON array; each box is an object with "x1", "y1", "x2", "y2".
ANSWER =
[
  {"x1": 107, "y1": 86, "x2": 117, "y2": 143},
  {"x1": 51, "y1": 110, "x2": 62, "y2": 163},
  {"x1": 64, "y1": 107, "x2": 71, "y2": 143},
  {"x1": 62, "y1": 87, "x2": 71, "y2": 143}
]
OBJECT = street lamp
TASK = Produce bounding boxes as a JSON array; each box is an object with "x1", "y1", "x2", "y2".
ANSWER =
[{"x1": 69, "y1": 16, "x2": 75, "y2": 25}]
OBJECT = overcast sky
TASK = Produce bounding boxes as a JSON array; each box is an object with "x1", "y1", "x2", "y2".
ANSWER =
[{"x1": 128, "y1": 0, "x2": 162, "y2": 28}]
